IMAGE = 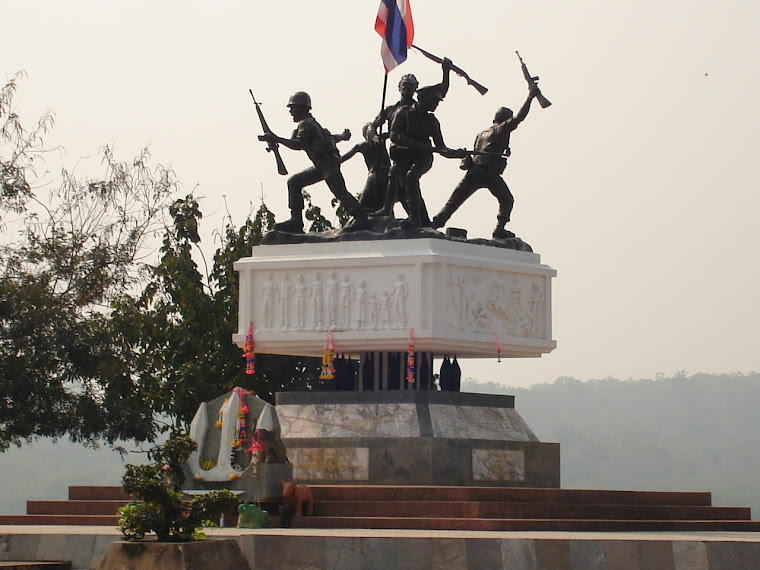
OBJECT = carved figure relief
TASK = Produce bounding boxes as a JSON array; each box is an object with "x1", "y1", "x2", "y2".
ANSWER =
[
  {"x1": 339, "y1": 275, "x2": 355, "y2": 328},
  {"x1": 369, "y1": 293, "x2": 379, "y2": 330},
  {"x1": 262, "y1": 272, "x2": 277, "y2": 330},
  {"x1": 310, "y1": 273, "x2": 323, "y2": 330},
  {"x1": 445, "y1": 266, "x2": 546, "y2": 339},
  {"x1": 391, "y1": 273, "x2": 408, "y2": 328},
  {"x1": 356, "y1": 280, "x2": 369, "y2": 330},
  {"x1": 380, "y1": 292, "x2": 391, "y2": 329},
  {"x1": 256, "y1": 267, "x2": 543, "y2": 339},
  {"x1": 279, "y1": 273, "x2": 293, "y2": 330},
  {"x1": 294, "y1": 274, "x2": 308, "y2": 330},
  {"x1": 257, "y1": 269, "x2": 414, "y2": 333},
  {"x1": 326, "y1": 270, "x2": 339, "y2": 329}
]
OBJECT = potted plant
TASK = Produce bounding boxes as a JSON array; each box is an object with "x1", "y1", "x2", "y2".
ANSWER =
[{"x1": 98, "y1": 435, "x2": 250, "y2": 569}]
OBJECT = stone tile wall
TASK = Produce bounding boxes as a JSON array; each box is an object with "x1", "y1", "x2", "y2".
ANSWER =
[{"x1": 2, "y1": 530, "x2": 760, "y2": 569}]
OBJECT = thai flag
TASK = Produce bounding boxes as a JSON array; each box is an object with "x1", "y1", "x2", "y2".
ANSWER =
[{"x1": 375, "y1": 0, "x2": 415, "y2": 73}]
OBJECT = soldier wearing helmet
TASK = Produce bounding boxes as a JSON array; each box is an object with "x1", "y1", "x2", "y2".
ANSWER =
[
  {"x1": 370, "y1": 58, "x2": 452, "y2": 218},
  {"x1": 259, "y1": 92, "x2": 369, "y2": 234},
  {"x1": 385, "y1": 84, "x2": 465, "y2": 228},
  {"x1": 432, "y1": 84, "x2": 538, "y2": 240}
]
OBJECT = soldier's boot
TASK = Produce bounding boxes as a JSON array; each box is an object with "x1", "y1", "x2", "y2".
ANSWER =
[
  {"x1": 492, "y1": 216, "x2": 514, "y2": 240},
  {"x1": 343, "y1": 209, "x2": 372, "y2": 232},
  {"x1": 274, "y1": 210, "x2": 305, "y2": 234},
  {"x1": 431, "y1": 212, "x2": 449, "y2": 229},
  {"x1": 399, "y1": 198, "x2": 423, "y2": 228},
  {"x1": 369, "y1": 186, "x2": 397, "y2": 218}
]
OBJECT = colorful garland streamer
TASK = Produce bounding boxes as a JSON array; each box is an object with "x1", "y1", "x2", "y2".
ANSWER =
[
  {"x1": 406, "y1": 327, "x2": 415, "y2": 383},
  {"x1": 320, "y1": 331, "x2": 335, "y2": 380},
  {"x1": 495, "y1": 331, "x2": 502, "y2": 362},
  {"x1": 232, "y1": 387, "x2": 250, "y2": 447},
  {"x1": 243, "y1": 321, "x2": 256, "y2": 375}
]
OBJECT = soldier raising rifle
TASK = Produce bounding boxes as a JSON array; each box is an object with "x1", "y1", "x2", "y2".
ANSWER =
[{"x1": 432, "y1": 83, "x2": 539, "y2": 239}]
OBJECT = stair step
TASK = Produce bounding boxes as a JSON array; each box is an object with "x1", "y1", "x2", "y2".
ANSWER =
[
  {"x1": 67, "y1": 486, "x2": 128, "y2": 501},
  {"x1": 0, "y1": 514, "x2": 119, "y2": 526},
  {"x1": 295, "y1": 516, "x2": 760, "y2": 532},
  {"x1": 26, "y1": 500, "x2": 129, "y2": 516},
  {"x1": 4, "y1": 485, "x2": 755, "y2": 530},
  {"x1": 311, "y1": 500, "x2": 750, "y2": 521},
  {"x1": 308, "y1": 485, "x2": 713, "y2": 506}
]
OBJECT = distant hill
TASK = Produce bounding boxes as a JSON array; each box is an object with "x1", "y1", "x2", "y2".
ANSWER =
[
  {"x1": 1, "y1": 372, "x2": 758, "y2": 517},
  {"x1": 463, "y1": 372, "x2": 760, "y2": 514}
]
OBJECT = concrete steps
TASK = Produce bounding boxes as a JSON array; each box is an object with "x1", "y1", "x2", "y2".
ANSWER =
[
  {"x1": 301, "y1": 485, "x2": 759, "y2": 532},
  {"x1": 1, "y1": 484, "x2": 758, "y2": 532}
]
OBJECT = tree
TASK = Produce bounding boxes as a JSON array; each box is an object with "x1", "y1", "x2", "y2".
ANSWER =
[
  {"x1": 1, "y1": 74, "x2": 328, "y2": 451},
  {"x1": 112, "y1": 195, "x2": 327, "y2": 430},
  {"x1": 0, "y1": 74, "x2": 177, "y2": 451}
]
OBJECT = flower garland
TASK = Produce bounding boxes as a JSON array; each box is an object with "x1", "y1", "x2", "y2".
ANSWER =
[
  {"x1": 406, "y1": 327, "x2": 415, "y2": 383},
  {"x1": 243, "y1": 321, "x2": 256, "y2": 375},
  {"x1": 320, "y1": 330, "x2": 335, "y2": 380},
  {"x1": 247, "y1": 429, "x2": 266, "y2": 478},
  {"x1": 229, "y1": 387, "x2": 253, "y2": 479},
  {"x1": 495, "y1": 331, "x2": 502, "y2": 362}
]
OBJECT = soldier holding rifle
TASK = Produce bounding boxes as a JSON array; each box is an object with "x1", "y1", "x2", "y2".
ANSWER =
[
  {"x1": 388, "y1": 85, "x2": 465, "y2": 228},
  {"x1": 432, "y1": 83, "x2": 538, "y2": 239},
  {"x1": 370, "y1": 58, "x2": 452, "y2": 218},
  {"x1": 257, "y1": 91, "x2": 370, "y2": 234},
  {"x1": 432, "y1": 52, "x2": 549, "y2": 239}
]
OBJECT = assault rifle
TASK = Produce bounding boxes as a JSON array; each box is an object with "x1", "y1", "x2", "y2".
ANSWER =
[
  {"x1": 515, "y1": 52, "x2": 551, "y2": 109},
  {"x1": 412, "y1": 44, "x2": 488, "y2": 95},
  {"x1": 249, "y1": 89, "x2": 287, "y2": 175}
]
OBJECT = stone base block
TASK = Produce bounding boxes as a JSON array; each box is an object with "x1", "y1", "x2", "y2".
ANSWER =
[
  {"x1": 276, "y1": 390, "x2": 560, "y2": 488},
  {"x1": 284, "y1": 437, "x2": 559, "y2": 487},
  {"x1": 96, "y1": 539, "x2": 250, "y2": 570}
]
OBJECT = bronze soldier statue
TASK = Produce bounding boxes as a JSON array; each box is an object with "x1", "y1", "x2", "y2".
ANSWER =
[
  {"x1": 387, "y1": 85, "x2": 465, "y2": 228},
  {"x1": 371, "y1": 59, "x2": 452, "y2": 218},
  {"x1": 432, "y1": 84, "x2": 538, "y2": 239},
  {"x1": 340, "y1": 123, "x2": 390, "y2": 213},
  {"x1": 258, "y1": 92, "x2": 370, "y2": 234}
]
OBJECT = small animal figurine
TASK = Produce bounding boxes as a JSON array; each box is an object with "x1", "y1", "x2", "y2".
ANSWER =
[
  {"x1": 281, "y1": 478, "x2": 314, "y2": 516},
  {"x1": 237, "y1": 502, "x2": 271, "y2": 529}
]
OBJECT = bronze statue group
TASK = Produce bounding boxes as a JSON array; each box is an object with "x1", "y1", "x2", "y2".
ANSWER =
[{"x1": 257, "y1": 56, "x2": 544, "y2": 240}]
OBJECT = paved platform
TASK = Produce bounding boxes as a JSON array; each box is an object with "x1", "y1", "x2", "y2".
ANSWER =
[{"x1": 2, "y1": 525, "x2": 760, "y2": 569}]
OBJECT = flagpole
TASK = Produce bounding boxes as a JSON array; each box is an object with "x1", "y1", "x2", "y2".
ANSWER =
[
  {"x1": 374, "y1": 73, "x2": 389, "y2": 212},
  {"x1": 377, "y1": 73, "x2": 388, "y2": 140}
]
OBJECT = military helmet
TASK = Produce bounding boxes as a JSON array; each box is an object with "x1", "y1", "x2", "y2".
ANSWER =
[{"x1": 287, "y1": 91, "x2": 312, "y2": 109}]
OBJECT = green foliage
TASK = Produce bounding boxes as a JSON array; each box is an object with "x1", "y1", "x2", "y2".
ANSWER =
[
  {"x1": 303, "y1": 191, "x2": 333, "y2": 232},
  {"x1": 0, "y1": 75, "x2": 175, "y2": 451},
  {"x1": 119, "y1": 435, "x2": 238, "y2": 542},
  {"x1": 111, "y1": 194, "x2": 326, "y2": 429},
  {"x1": 0, "y1": 75, "x2": 330, "y2": 451}
]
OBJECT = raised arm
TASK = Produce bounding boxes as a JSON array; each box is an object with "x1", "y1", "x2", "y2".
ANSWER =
[
  {"x1": 340, "y1": 143, "x2": 363, "y2": 163},
  {"x1": 512, "y1": 86, "x2": 538, "y2": 127}
]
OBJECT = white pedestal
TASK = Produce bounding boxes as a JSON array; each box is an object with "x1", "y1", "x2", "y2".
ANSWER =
[{"x1": 234, "y1": 238, "x2": 556, "y2": 359}]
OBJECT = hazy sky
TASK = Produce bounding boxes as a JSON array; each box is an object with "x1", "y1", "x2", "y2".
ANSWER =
[{"x1": 4, "y1": 1, "x2": 760, "y2": 388}]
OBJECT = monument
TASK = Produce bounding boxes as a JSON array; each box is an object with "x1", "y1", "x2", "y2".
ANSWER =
[
  {"x1": 232, "y1": 237, "x2": 558, "y2": 489},
  {"x1": 217, "y1": 46, "x2": 560, "y2": 495}
]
